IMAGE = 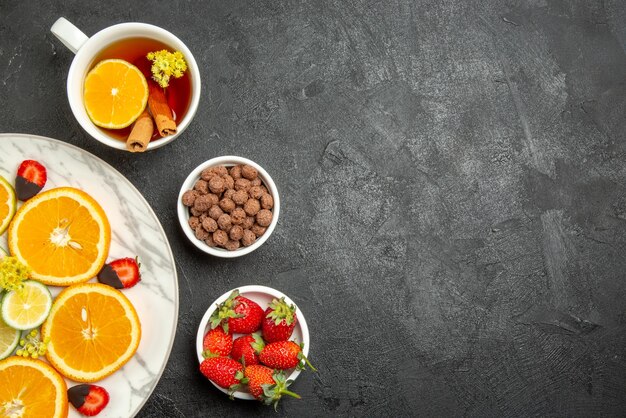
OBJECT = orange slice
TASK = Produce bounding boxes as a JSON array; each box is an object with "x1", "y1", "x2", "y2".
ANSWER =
[
  {"x1": 0, "y1": 175, "x2": 16, "y2": 235},
  {"x1": 41, "y1": 283, "x2": 141, "y2": 382},
  {"x1": 8, "y1": 187, "x2": 111, "y2": 286},
  {"x1": 0, "y1": 356, "x2": 68, "y2": 418},
  {"x1": 84, "y1": 59, "x2": 149, "y2": 129}
]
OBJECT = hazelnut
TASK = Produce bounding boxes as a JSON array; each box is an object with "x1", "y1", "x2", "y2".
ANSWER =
[
  {"x1": 193, "y1": 194, "x2": 214, "y2": 212},
  {"x1": 222, "y1": 175, "x2": 235, "y2": 190},
  {"x1": 229, "y1": 225, "x2": 244, "y2": 241},
  {"x1": 260, "y1": 193, "x2": 274, "y2": 209},
  {"x1": 201, "y1": 167, "x2": 217, "y2": 181},
  {"x1": 244, "y1": 199, "x2": 260, "y2": 216},
  {"x1": 232, "y1": 189, "x2": 249, "y2": 205},
  {"x1": 195, "y1": 225, "x2": 209, "y2": 241},
  {"x1": 250, "y1": 178, "x2": 262, "y2": 187},
  {"x1": 205, "y1": 236, "x2": 216, "y2": 247},
  {"x1": 243, "y1": 216, "x2": 255, "y2": 229},
  {"x1": 241, "y1": 165, "x2": 258, "y2": 180},
  {"x1": 206, "y1": 193, "x2": 220, "y2": 206},
  {"x1": 202, "y1": 217, "x2": 218, "y2": 232},
  {"x1": 248, "y1": 186, "x2": 264, "y2": 200},
  {"x1": 194, "y1": 179, "x2": 209, "y2": 194},
  {"x1": 190, "y1": 207, "x2": 203, "y2": 217},
  {"x1": 231, "y1": 207, "x2": 246, "y2": 224},
  {"x1": 219, "y1": 198, "x2": 236, "y2": 213},
  {"x1": 182, "y1": 190, "x2": 198, "y2": 206},
  {"x1": 251, "y1": 223, "x2": 267, "y2": 237},
  {"x1": 229, "y1": 165, "x2": 242, "y2": 179},
  {"x1": 208, "y1": 205, "x2": 224, "y2": 220},
  {"x1": 241, "y1": 229, "x2": 256, "y2": 246},
  {"x1": 209, "y1": 176, "x2": 225, "y2": 194},
  {"x1": 235, "y1": 178, "x2": 251, "y2": 191},
  {"x1": 256, "y1": 209, "x2": 272, "y2": 227},
  {"x1": 214, "y1": 165, "x2": 228, "y2": 176},
  {"x1": 223, "y1": 188, "x2": 236, "y2": 199},
  {"x1": 213, "y1": 230, "x2": 229, "y2": 246},
  {"x1": 224, "y1": 239, "x2": 241, "y2": 251},
  {"x1": 217, "y1": 213, "x2": 232, "y2": 230},
  {"x1": 188, "y1": 216, "x2": 200, "y2": 229}
]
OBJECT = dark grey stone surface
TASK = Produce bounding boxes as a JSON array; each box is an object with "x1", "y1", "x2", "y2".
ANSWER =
[{"x1": 1, "y1": 0, "x2": 625, "y2": 416}]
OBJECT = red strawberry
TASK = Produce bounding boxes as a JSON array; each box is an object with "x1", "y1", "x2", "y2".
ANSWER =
[
  {"x1": 210, "y1": 290, "x2": 264, "y2": 334},
  {"x1": 231, "y1": 332, "x2": 265, "y2": 366},
  {"x1": 245, "y1": 365, "x2": 300, "y2": 409},
  {"x1": 67, "y1": 384, "x2": 109, "y2": 416},
  {"x1": 262, "y1": 297, "x2": 298, "y2": 342},
  {"x1": 259, "y1": 341, "x2": 316, "y2": 371},
  {"x1": 199, "y1": 357, "x2": 247, "y2": 395},
  {"x1": 16, "y1": 160, "x2": 47, "y2": 201},
  {"x1": 97, "y1": 257, "x2": 141, "y2": 289},
  {"x1": 202, "y1": 327, "x2": 233, "y2": 357}
]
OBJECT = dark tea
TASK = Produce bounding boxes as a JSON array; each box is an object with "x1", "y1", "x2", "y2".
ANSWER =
[{"x1": 89, "y1": 37, "x2": 192, "y2": 142}]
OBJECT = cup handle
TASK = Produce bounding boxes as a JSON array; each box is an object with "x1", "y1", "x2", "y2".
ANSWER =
[{"x1": 50, "y1": 17, "x2": 89, "y2": 54}]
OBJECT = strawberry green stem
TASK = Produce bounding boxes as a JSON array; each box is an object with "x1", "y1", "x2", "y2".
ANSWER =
[{"x1": 281, "y1": 389, "x2": 301, "y2": 399}]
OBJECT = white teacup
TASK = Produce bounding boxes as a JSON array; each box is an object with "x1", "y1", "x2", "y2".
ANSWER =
[{"x1": 51, "y1": 17, "x2": 201, "y2": 151}]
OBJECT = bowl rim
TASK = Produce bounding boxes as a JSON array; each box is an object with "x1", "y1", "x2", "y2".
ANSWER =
[
  {"x1": 177, "y1": 156, "x2": 280, "y2": 258},
  {"x1": 195, "y1": 285, "x2": 310, "y2": 400},
  {"x1": 67, "y1": 22, "x2": 201, "y2": 151}
]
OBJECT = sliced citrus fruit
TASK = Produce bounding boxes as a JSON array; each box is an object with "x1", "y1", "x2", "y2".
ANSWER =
[
  {"x1": 0, "y1": 175, "x2": 16, "y2": 235},
  {"x1": 0, "y1": 356, "x2": 68, "y2": 418},
  {"x1": 42, "y1": 283, "x2": 141, "y2": 382},
  {"x1": 0, "y1": 317, "x2": 19, "y2": 360},
  {"x1": 1, "y1": 280, "x2": 52, "y2": 330},
  {"x1": 8, "y1": 187, "x2": 111, "y2": 286},
  {"x1": 0, "y1": 247, "x2": 6, "y2": 259},
  {"x1": 84, "y1": 59, "x2": 149, "y2": 129}
]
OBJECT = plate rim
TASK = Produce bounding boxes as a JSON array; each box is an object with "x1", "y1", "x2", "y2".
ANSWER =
[{"x1": 0, "y1": 132, "x2": 180, "y2": 417}]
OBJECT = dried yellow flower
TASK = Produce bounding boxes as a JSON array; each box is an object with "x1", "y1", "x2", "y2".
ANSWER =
[
  {"x1": 0, "y1": 256, "x2": 30, "y2": 292},
  {"x1": 146, "y1": 50, "x2": 188, "y2": 88},
  {"x1": 17, "y1": 328, "x2": 49, "y2": 358}
]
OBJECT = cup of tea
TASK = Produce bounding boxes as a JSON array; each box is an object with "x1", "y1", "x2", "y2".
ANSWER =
[{"x1": 51, "y1": 17, "x2": 201, "y2": 152}]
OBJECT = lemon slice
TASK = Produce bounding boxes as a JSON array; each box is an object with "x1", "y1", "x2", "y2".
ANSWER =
[
  {"x1": 84, "y1": 59, "x2": 149, "y2": 129},
  {"x1": 0, "y1": 316, "x2": 19, "y2": 360},
  {"x1": 0, "y1": 247, "x2": 6, "y2": 259},
  {"x1": 1, "y1": 280, "x2": 52, "y2": 330},
  {"x1": 0, "y1": 175, "x2": 16, "y2": 235}
]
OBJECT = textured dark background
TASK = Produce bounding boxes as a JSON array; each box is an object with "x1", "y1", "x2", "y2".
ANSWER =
[{"x1": 1, "y1": 0, "x2": 626, "y2": 416}]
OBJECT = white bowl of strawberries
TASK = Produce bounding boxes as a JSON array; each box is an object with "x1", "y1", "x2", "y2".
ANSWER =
[{"x1": 196, "y1": 285, "x2": 313, "y2": 405}]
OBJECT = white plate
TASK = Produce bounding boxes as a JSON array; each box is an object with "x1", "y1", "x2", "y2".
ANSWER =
[
  {"x1": 0, "y1": 133, "x2": 179, "y2": 418},
  {"x1": 196, "y1": 285, "x2": 310, "y2": 400}
]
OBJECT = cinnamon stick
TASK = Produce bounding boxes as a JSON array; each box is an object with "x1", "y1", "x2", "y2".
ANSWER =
[
  {"x1": 148, "y1": 81, "x2": 177, "y2": 137},
  {"x1": 126, "y1": 110, "x2": 154, "y2": 152}
]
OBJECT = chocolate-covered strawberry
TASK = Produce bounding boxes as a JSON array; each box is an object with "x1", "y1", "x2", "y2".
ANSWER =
[
  {"x1": 68, "y1": 384, "x2": 109, "y2": 416},
  {"x1": 203, "y1": 327, "x2": 233, "y2": 357},
  {"x1": 245, "y1": 365, "x2": 300, "y2": 409},
  {"x1": 259, "y1": 341, "x2": 316, "y2": 371},
  {"x1": 231, "y1": 332, "x2": 265, "y2": 366},
  {"x1": 97, "y1": 257, "x2": 141, "y2": 289},
  {"x1": 210, "y1": 290, "x2": 264, "y2": 334},
  {"x1": 15, "y1": 160, "x2": 47, "y2": 201},
  {"x1": 199, "y1": 356, "x2": 247, "y2": 395},
  {"x1": 262, "y1": 297, "x2": 297, "y2": 342}
]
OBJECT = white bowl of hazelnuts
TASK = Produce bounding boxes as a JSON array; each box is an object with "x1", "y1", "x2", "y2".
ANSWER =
[{"x1": 177, "y1": 156, "x2": 280, "y2": 258}]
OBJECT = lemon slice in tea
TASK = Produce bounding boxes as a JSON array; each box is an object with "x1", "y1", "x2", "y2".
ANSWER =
[{"x1": 84, "y1": 59, "x2": 149, "y2": 129}]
